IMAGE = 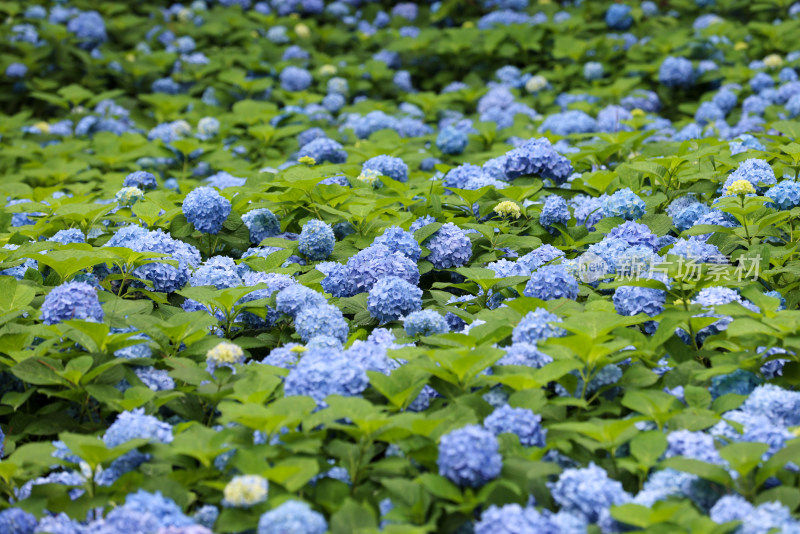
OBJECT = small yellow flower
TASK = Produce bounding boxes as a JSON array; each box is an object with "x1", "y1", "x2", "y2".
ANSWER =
[
  {"x1": 462, "y1": 21, "x2": 474, "y2": 28},
  {"x1": 294, "y1": 23, "x2": 310, "y2": 39},
  {"x1": 673, "y1": 299, "x2": 685, "y2": 306},
  {"x1": 630, "y1": 108, "x2": 645, "y2": 117},
  {"x1": 494, "y1": 200, "x2": 521, "y2": 219},
  {"x1": 207, "y1": 342, "x2": 244, "y2": 366},
  {"x1": 298, "y1": 155, "x2": 316, "y2": 165},
  {"x1": 319, "y1": 64, "x2": 337, "y2": 76},
  {"x1": 539, "y1": 0, "x2": 551, "y2": 4},
  {"x1": 33, "y1": 121, "x2": 50, "y2": 134},
  {"x1": 358, "y1": 169, "x2": 383, "y2": 187},
  {"x1": 290, "y1": 345, "x2": 308, "y2": 353},
  {"x1": 734, "y1": 41, "x2": 748, "y2": 51},
  {"x1": 726, "y1": 179, "x2": 756, "y2": 196},
  {"x1": 222, "y1": 475, "x2": 268, "y2": 508},
  {"x1": 125, "y1": 53, "x2": 135, "y2": 62},
  {"x1": 764, "y1": 54, "x2": 783, "y2": 69},
  {"x1": 525, "y1": 75, "x2": 548, "y2": 93}
]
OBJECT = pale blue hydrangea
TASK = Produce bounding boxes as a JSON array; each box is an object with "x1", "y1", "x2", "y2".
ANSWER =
[
  {"x1": 722, "y1": 158, "x2": 777, "y2": 192},
  {"x1": 524, "y1": 264, "x2": 579, "y2": 300},
  {"x1": 605, "y1": 3, "x2": 633, "y2": 29},
  {"x1": 548, "y1": 463, "x2": 631, "y2": 523},
  {"x1": 373, "y1": 226, "x2": 421, "y2": 261},
  {"x1": 257, "y1": 500, "x2": 327, "y2": 534},
  {"x1": 297, "y1": 138, "x2": 347, "y2": 164},
  {"x1": 438, "y1": 425, "x2": 502, "y2": 487},
  {"x1": 284, "y1": 348, "x2": 368, "y2": 407},
  {"x1": 190, "y1": 256, "x2": 242, "y2": 289},
  {"x1": 538, "y1": 110, "x2": 597, "y2": 136},
  {"x1": 484, "y1": 404, "x2": 546, "y2": 447},
  {"x1": 295, "y1": 303, "x2": 349, "y2": 343},
  {"x1": 766, "y1": 180, "x2": 800, "y2": 209},
  {"x1": 602, "y1": 188, "x2": 646, "y2": 220},
  {"x1": 584, "y1": 61, "x2": 604, "y2": 81},
  {"x1": 665, "y1": 429, "x2": 723, "y2": 464},
  {"x1": 425, "y1": 223, "x2": 472, "y2": 269},
  {"x1": 497, "y1": 342, "x2": 553, "y2": 368},
  {"x1": 124, "y1": 171, "x2": 157, "y2": 190},
  {"x1": 367, "y1": 276, "x2": 422, "y2": 323},
  {"x1": 512, "y1": 308, "x2": 566, "y2": 344},
  {"x1": 41, "y1": 281, "x2": 103, "y2": 325},
  {"x1": 320, "y1": 245, "x2": 419, "y2": 297},
  {"x1": 517, "y1": 244, "x2": 565, "y2": 271},
  {"x1": 436, "y1": 126, "x2": 469, "y2": 155},
  {"x1": 103, "y1": 408, "x2": 173, "y2": 448},
  {"x1": 276, "y1": 284, "x2": 327, "y2": 319},
  {"x1": 298, "y1": 219, "x2": 335, "y2": 261},
  {"x1": 242, "y1": 208, "x2": 281, "y2": 244},
  {"x1": 182, "y1": 186, "x2": 231, "y2": 235},
  {"x1": 539, "y1": 195, "x2": 570, "y2": 231},
  {"x1": 362, "y1": 155, "x2": 409, "y2": 182},
  {"x1": 659, "y1": 56, "x2": 694, "y2": 88},
  {"x1": 0, "y1": 509, "x2": 37, "y2": 534},
  {"x1": 404, "y1": 310, "x2": 449, "y2": 336},
  {"x1": 280, "y1": 66, "x2": 312, "y2": 91}
]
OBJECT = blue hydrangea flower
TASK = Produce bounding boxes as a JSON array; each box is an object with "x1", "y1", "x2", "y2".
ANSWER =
[
  {"x1": 367, "y1": 276, "x2": 422, "y2": 323},
  {"x1": 695, "y1": 102, "x2": 725, "y2": 125},
  {"x1": 67, "y1": 11, "x2": 107, "y2": 48},
  {"x1": 613, "y1": 286, "x2": 665, "y2": 331},
  {"x1": 497, "y1": 342, "x2": 553, "y2": 368},
  {"x1": 295, "y1": 303, "x2": 349, "y2": 343},
  {"x1": 404, "y1": 309, "x2": 448, "y2": 336},
  {"x1": 524, "y1": 264, "x2": 579, "y2": 301},
  {"x1": 284, "y1": 348, "x2": 368, "y2": 407},
  {"x1": 276, "y1": 285, "x2": 327, "y2": 319},
  {"x1": 669, "y1": 236, "x2": 726, "y2": 263},
  {"x1": 484, "y1": 404, "x2": 546, "y2": 447},
  {"x1": 504, "y1": 138, "x2": 573, "y2": 184},
  {"x1": 438, "y1": 425, "x2": 502, "y2": 487},
  {"x1": 298, "y1": 219, "x2": 335, "y2": 261},
  {"x1": 373, "y1": 226, "x2": 421, "y2": 261},
  {"x1": 517, "y1": 244, "x2": 565, "y2": 272},
  {"x1": 512, "y1": 308, "x2": 566, "y2": 344},
  {"x1": 103, "y1": 408, "x2": 173, "y2": 448},
  {"x1": 0, "y1": 508, "x2": 37, "y2": 534},
  {"x1": 596, "y1": 105, "x2": 633, "y2": 132},
  {"x1": 362, "y1": 155, "x2": 409, "y2": 182},
  {"x1": 538, "y1": 110, "x2": 597, "y2": 136},
  {"x1": 621, "y1": 89, "x2": 661, "y2": 112},
  {"x1": 436, "y1": 126, "x2": 469, "y2": 155},
  {"x1": 539, "y1": 195, "x2": 570, "y2": 231},
  {"x1": 41, "y1": 281, "x2": 103, "y2": 325},
  {"x1": 475, "y1": 504, "x2": 574, "y2": 534},
  {"x1": 123, "y1": 171, "x2": 157, "y2": 190},
  {"x1": 659, "y1": 56, "x2": 694, "y2": 88},
  {"x1": 297, "y1": 138, "x2": 347, "y2": 164},
  {"x1": 766, "y1": 180, "x2": 800, "y2": 209},
  {"x1": 605, "y1": 3, "x2": 633, "y2": 29},
  {"x1": 722, "y1": 158, "x2": 777, "y2": 192},
  {"x1": 665, "y1": 430, "x2": 723, "y2": 464},
  {"x1": 425, "y1": 223, "x2": 472, "y2": 269},
  {"x1": 320, "y1": 245, "x2": 420, "y2": 297},
  {"x1": 548, "y1": 463, "x2": 631, "y2": 523},
  {"x1": 602, "y1": 188, "x2": 646, "y2": 220},
  {"x1": 242, "y1": 208, "x2": 281, "y2": 244},
  {"x1": 257, "y1": 500, "x2": 327, "y2": 534},
  {"x1": 182, "y1": 186, "x2": 231, "y2": 235},
  {"x1": 710, "y1": 369, "x2": 763, "y2": 399},
  {"x1": 740, "y1": 384, "x2": 800, "y2": 426},
  {"x1": 280, "y1": 66, "x2": 312, "y2": 91},
  {"x1": 190, "y1": 256, "x2": 242, "y2": 289},
  {"x1": 584, "y1": 61, "x2": 604, "y2": 81}
]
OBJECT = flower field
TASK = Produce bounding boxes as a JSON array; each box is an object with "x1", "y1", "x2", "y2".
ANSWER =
[{"x1": 3, "y1": 0, "x2": 800, "y2": 532}]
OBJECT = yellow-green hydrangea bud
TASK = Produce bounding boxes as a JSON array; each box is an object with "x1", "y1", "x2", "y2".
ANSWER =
[
  {"x1": 115, "y1": 186, "x2": 145, "y2": 207},
  {"x1": 725, "y1": 179, "x2": 756, "y2": 196},
  {"x1": 222, "y1": 475, "x2": 268, "y2": 508},
  {"x1": 494, "y1": 200, "x2": 521, "y2": 219}
]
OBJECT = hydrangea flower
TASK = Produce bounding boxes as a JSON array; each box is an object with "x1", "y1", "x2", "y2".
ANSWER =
[
  {"x1": 659, "y1": 56, "x2": 694, "y2": 87},
  {"x1": 284, "y1": 348, "x2": 368, "y2": 407},
  {"x1": 297, "y1": 138, "x2": 347, "y2": 164},
  {"x1": 242, "y1": 208, "x2": 281, "y2": 244},
  {"x1": 367, "y1": 276, "x2": 422, "y2": 323},
  {"x1": 424, "y1": 223, "x2": 472, "y2": 269},
  {"x1": 362, "y1": 155, "x2": 409, "y2": 182},
  {"x1": 123, "y1": 171, "x2": 157, "y2": 190},
  {"x1": 602, "y1": 188, "x2": 646, "y2": 220},
  {"x1": 539, "y1": 195, "x2": 570, "y2": 231},
  {"x1": 298, "y1": 219, "x2": 335, "y2": 261},
  {"x1": 222, "y1": 475, "x2": 268, "y2": 508},
  {"x1": 404, "y1": 309, "x2": 449, "y2": 336},
  {"x1": 484, "y1": 404, "x2": 547, "y2": 447},
  {"x1": 524, "y1": 264, "x2": 579, "y2": 301},
  {"x1": 0, "y1": 509, "x2": 37, "y2": 534},
  {"x1": 206, "y1": 342, "x2": 246, "y2": 374},
  {"x1": 276, "y1": 285, "x2": 327, "y2": 318},
  {"x1": 605, "y1": 3, "x2": 633, "y2": 29},
  {"x1": 182, "y1": 186, "x2": 231, "y2": 235},
  {"x1": 295, "y1": 303, "x2": 349, "y2": 343},
  {"x1": 257, "y1": 501, "x2": 327, "y2": 534},
  {"x1": 436, "y1": 126, "x2": 469, "y2": 155},
  {"x1": 280, "y1": 66, "x2": 312, "y2": 91},
  {"x1": 722, "y1": 158, "x2": 776, "y2": 192},
  {"x1": 437, "y1": 425, "x2": 502, "y2": 487},
  {"x1": 548, "y1": 463, "x2": 631, "y2": 523},
  {"x1": 41, "y1": 281, "x2": 104, "y2": 325},
  {"x1": 373, "y1": 226, "x2": 421, "y2": 261},
  {"x1": 512, "y1": 308, "x2": 566, "y2": 344}
]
